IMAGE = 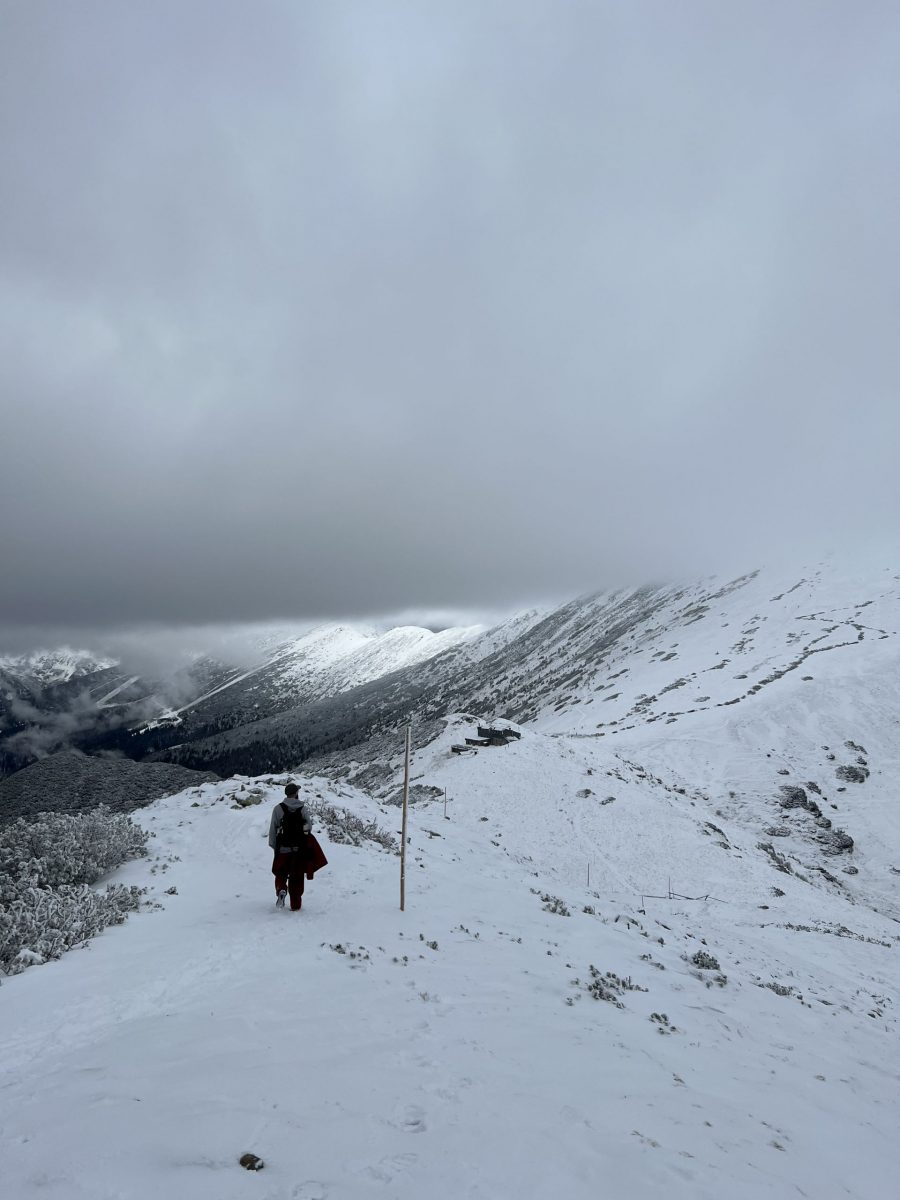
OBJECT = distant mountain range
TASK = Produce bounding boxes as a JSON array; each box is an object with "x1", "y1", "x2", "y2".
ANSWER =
[
  {"x1": 3, "y1": 560, "x2": 899, "y2": 798},
  {"x1": 0, "y1": 647, "x2": 117, "y2": 686},
  {"x1": 0, "y1": 621, "x2": 493, "y2": 777},
  {"x1": 0, "y1": 650, "x2": 156, "y2": 775}
]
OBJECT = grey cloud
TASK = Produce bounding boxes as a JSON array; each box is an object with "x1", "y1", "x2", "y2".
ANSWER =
[
  {"x1": 2, "y1": 1, "x2": 899, "y2": 643},
  {"x1": 2, "y1": 689, "x2": 126, "y2": 760}
]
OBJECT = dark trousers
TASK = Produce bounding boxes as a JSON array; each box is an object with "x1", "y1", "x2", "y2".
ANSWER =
[{"x1": 273, "y1": 851, "x2": 306, "y2": 910}]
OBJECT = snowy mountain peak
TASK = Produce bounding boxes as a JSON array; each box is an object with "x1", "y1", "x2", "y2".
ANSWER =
[
  {"x1": 0, "y1": 647, "x2": 117, "y2": 686},
  {"x1": 268, "y1": 621, "x2": 482, "y2": 693},
  {"x1": 273, "y1": 622, "x2": 376, "y2": 664}
]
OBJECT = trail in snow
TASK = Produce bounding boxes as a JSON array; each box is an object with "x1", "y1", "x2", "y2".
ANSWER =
[{"x1": 1, "y1": 747, "x2": 897, "y2": 1200}]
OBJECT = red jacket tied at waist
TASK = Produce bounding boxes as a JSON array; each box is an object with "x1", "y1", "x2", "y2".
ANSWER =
[{"x1": 303, "y1": 833, "x2": 328, "y2": 879}]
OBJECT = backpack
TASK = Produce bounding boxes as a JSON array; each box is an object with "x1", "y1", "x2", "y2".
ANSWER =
[{"x1": 278, "y1": 804, "x2": 308, "y2": 851}]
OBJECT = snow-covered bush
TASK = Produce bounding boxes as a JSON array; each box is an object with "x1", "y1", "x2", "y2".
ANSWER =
[
  {"x1": 650, "y1": 1012, "x2": 676, "y2": 1034},
  {"x1": 0, "y1": 807, "x2": 148, "y2": 890},
  {"x1": 540, "y1": 893, "x2": 571, "y2": 916},
  {"x1": 757, "y1": 840, "x2": 794, "y2": 874},
  {"x1": 835, "y1": 764, "x2": 869, "y2": 784},
  {"x1": 571, "y1": 965, "x2": 648, "y2": 1007},
  {"x1": 0, "y1": 808, "x2": 148, "y2": 978},
  {"x1": 308, "y1": 799, "x2": 396, "y2": 852},
  {"x1": 821, "y1": 827, "x2": 854, "y2": 854},
  {"x1": 690, "y1": 950, "x2": 721, "y2": 971},
  {"x1": 0, "y1": 882, "x2": 143, "y2": 976},
  {"x1": 759, "y1": 980, "x2": 799, "y2": 998}
]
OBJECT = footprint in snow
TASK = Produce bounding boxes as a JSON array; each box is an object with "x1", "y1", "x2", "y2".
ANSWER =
[
  {"x1": 390, "y1": 1104, "x2": 427, "y2": 1133},
  {"x1": 357, "y1": 1152, "x2": 418, "y2": 1183},
  {"x1": 291, "y1": 1184, "x2": 329, "y2": 1199}
]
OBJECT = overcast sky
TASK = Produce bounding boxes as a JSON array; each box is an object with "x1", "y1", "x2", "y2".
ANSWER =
[{"x1": 1, "y1": 1, "x2": 898, "y2": 650}]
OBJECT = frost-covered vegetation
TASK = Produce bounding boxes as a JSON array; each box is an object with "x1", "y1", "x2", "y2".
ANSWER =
[
  {"x1": 0, "y1": 808, "x2": 147, "y2": 977},
  {"x1": 0, "y1": 751, "x2": 217, "y2": 826},
  {"x1": 307, "y1": 797, "x2": 397, "y2": 852}
]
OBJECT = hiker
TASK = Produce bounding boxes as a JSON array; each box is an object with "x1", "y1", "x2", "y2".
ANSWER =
[{"x1": 268, "y1": 783, "x2": 327, "y2": 910}]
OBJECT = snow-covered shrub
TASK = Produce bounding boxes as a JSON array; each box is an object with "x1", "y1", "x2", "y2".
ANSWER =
[
  {"x1": 325, "y1": 942, "x2": 370, "y2": 964},
  {"x1": 688, "y1": 950, "x2": 728, "y2": 988},
  {"x1": 573, "y1": 965, "x2": 648, "y2": 1006},
  {"x1": 0, "y1": 807, "x2": 148, "y2": 890},
  {"x1": 690, "y1": 950, "x2": 721, "y2": 971},
  {"x1": 0, "y1": 808, "x2": 147, "y2": 978},
  {"x1": 650, "y1": 1012, "x2": 676, "y2": 1034},
  {"x1": 835, "y1": 764, "x2": 869, "y2": 784},
  {"x1": 779, "y1": 785, "x2": 808, "y2": 809},
  {"x1": 757, "y1": 841, "x2": 793, "y2": 873},
  {"x1": 308, "y1": 799, "x2": 396, "y2": 852},
  {"x1": 821, "y1": 828, "x2": 854, "y2": 854},
  {"x1": 0, "y1": 882, "x2": 143, "y2": 975},
  {"x1": 759, "y1": 980, "x2": 800, "y2": 999},
  {"x1": 540, "y1": 893, "x2": 571, "y2": 916}
]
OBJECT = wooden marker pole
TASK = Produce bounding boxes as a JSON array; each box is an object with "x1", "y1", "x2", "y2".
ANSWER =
[
  {"x1": 400, "y1": 724, "x2": 411, "y2": 911},
  {"x1": 443, "y1": 789, "x2": 448, "y2": 819}
]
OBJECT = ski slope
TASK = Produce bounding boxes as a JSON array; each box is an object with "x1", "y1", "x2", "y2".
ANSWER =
[{"x1": 1, "y1": 736, "x2": 897, "y2": 1200}]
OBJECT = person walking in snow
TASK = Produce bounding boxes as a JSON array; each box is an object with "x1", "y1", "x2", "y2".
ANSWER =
[{"x1": 269, "y1": 782, "x2": 326, "y2": 910}]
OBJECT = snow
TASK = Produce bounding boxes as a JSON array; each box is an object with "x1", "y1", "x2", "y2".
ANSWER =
[
  {"x1": 0, "y1": 647, "x2": 116, "y2": 685},
  {"x1": 95, "y1": 675, "x2": 142, "y2": 707},
  {"x1": 3, "y1": 560, "x2": 899, "y2": 1196},
  {"x1": 140, "y1": 623, "x2": 484, "y2": 729},
  {"x1": 2, "y1": 725, "x2": 897, "y2": 1199},
  {"x1": 533, "y1": 562, "x2": 900, "y2": 739},
  {"x1": 268, "y1": 623, "x2": 484, "y2": 695},
  {"x1": 443, "y1": 605, "x2": 551, "y2": 666}
]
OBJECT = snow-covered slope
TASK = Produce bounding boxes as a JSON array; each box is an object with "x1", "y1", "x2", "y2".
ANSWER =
[
  {"x1": 0, "y1": 647, "x2": 116, "y2": 685},
  {"x1": 1, "y1": 739, "x2": 896, "y2": 1200},
  {"x1": 143, "y1": 622, "x2": 484, "y2": 732},
  {"x1": 0, "y1": 620, "x2": 485, "y2": 775},
  {"x1": 267, "y1": 622, "x2": 483, "y2": 697},
  {"x1": 3, "y1": 559, "x2": 899, "y2": 1195},
  {"x1": 148, "y1": 560, "x2": 900, "y2": 790},
  {"x1": 530, "y1": 563, "x2": 900, "y2": 737}
]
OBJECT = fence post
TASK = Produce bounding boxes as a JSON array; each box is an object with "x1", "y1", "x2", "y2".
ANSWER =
[{"x1": 400, "y1": 724, "x2": 411, "y2": 911}]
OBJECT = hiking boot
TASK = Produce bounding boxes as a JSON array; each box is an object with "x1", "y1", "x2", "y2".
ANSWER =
[{"x1": 275, "y1": 889, "x2": 287, "y2": 909}]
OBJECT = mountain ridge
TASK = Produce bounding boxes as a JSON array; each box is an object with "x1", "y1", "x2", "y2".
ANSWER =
[
  {"x1": 0, "y1": 619, "x2": 486, "y2": 780},
  {"x1": 137, "y1": 561, "x2": 900, "y2": 785}
]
